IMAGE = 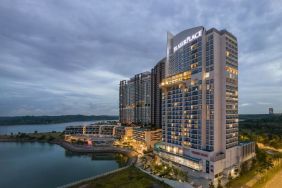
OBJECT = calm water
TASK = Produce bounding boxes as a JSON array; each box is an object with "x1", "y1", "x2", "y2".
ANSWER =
[
  {"x1": 0, "y1": 142, "x2": 126, "y2": 188},
  {"x1": 0, "y1": 121, "x2": 97, "y2": 135}
]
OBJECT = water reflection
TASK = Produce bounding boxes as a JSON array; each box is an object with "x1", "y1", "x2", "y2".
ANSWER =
[
  {"x1": 0, "y1": 142, "x2": 121, "y2": 188},
  {"x1": 64, "y1": 150, "x2": 128, "y2": 167}
]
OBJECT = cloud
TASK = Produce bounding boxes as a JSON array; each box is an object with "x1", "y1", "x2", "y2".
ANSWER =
[
  {"x1": 0, "y1": 0, "x2": 281, "y2": 115},
  {"x1": 257, "y1": 102, "x2": 272, "y2": 105},
  {"x1": 240, "y1": 103, "x2": 251, "y2": 107}
]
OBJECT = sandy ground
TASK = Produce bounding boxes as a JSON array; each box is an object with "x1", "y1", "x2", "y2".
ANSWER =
[{"x1": 265, "y1": 169, "x2": 282, "y2": 188}]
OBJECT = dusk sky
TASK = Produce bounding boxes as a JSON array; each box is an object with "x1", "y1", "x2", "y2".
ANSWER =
[{"x1": 0, "y1": 0, "x2": 281, "y2": 116}]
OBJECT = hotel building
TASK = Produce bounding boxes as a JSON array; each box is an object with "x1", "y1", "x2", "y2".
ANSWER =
[
  {"x1": 151, "y1": 58, "x2": 166, "y2": 129},
  {"x1": 155, "y1": 26, "x2": 254, "y2": 179},
  {"x1": 119, "y1": 72, "x2": 151, "y2": 125}
]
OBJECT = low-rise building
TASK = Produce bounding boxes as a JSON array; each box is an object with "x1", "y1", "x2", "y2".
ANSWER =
[
  {"x1": 65, "y1": 126, "x2": 84, "y2": 135},
  {"x1": 85, "y1": 126, "x2": 100, "y2": 135},
  {"x1": 65, "y1": 124, "x2": 117, "y2": 137},
  {"x1": 100, "y1": 125, "x2": 116, "y2": 136},
  {"x1": 64, "y1": 124, "x2": 119, "y2": 146},
  {"x1": 132, "y1": 128, "x2": 162, "y2": 149},
  {"x1": 64, "y1": 135, "x2": 115, "y2": 146},
  {"x1": 238, "y1": 142, "x2": 256, "y2": 163},
  {"x1": 114, "y1": 126, "x2": 133, "y2": 139}
]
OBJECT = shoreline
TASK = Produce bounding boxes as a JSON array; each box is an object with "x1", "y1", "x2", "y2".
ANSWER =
[
  {"x1": 55, "y1": 140, "x2": 138, "y2": 165},
  {"x1": 0, "y1": 137, "x2": 138, "y2": 166},
  {"x1": 0, "y1": 117, "x2": 118, "y2": 127}
]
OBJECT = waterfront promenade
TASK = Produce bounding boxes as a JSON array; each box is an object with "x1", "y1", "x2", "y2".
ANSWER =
[
  {"x1": 0, "y1": 133, "x2": 138, "y2": 166},
  {"x1": 56, "y1": 140, "x2": 138, "y2": 165}
]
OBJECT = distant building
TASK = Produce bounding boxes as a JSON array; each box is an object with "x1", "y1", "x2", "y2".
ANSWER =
[
  {"x1": 269, "y1": 107, "x2": 274, "y2": 114},
  {"x1": 151, "y1": 58, "x2": 166, "y2": 129},
  {"x1": 119, "y1": 72, "x2": 151, "y2": 125}
]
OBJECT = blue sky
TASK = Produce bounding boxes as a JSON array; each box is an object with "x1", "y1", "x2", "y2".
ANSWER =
[{"x1": 0, "y1": 0, "x2": 281, "y2": 116}]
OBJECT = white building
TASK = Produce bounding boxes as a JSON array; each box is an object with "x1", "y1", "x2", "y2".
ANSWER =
[
  {"x1": 65, "y1": 124, "x2": 117, "y2": 137},
  {"x1": 155, "y1": 26, "x2": 255, "y2": 180}
]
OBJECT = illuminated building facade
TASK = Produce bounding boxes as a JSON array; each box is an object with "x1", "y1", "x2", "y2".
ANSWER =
[
  {"x1": 155, "y1": 26, "x2": 254, "y2": 180},
  {"x1": 114, "y1": 126, "x2": 133, "y2": 139},
  {"x1": 133, "y1": 128, "x2": 162, "y2": 149},
  {"x1": 65, "y1": 125, "x2": 117, "y2": 137},
  {"x1": 119, "y1": 72, "x2": 151, "y2": 125}
]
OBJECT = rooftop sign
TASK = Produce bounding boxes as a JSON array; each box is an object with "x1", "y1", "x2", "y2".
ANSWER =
[{"x1": 173, "y1": 29, "x2": 202, "y2": 53}]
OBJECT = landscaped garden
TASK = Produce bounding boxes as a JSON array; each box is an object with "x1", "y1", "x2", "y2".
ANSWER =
[
  {"x1": 72, "y1": 166, "x2": 171, "y2": 188},
  {"x1": 139, "y1": 154, "x2": 188, "y2": 182}
]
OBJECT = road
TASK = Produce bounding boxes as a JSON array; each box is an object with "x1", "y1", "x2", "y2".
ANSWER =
[
  {"x1": 257, "y1": 143, "x2": 282, "y2": 153},
  {"x1": 265, "y1": 169, "x2": 282, "y2": 188}
]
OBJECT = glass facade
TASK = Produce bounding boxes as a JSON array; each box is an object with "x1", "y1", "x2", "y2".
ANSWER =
[
  {"x1": 162, "y1": 27, "x2": 204, "y2": 152},
  {"x1": 161, "y1": 27, "x2": 239, "y2": 174}
]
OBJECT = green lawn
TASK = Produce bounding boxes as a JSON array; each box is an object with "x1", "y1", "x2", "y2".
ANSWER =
[
  {"x1": 229, "y1": 154, "x2": 282, "y2": 188},
  {"x1": 72, "y1": 166, "x2": 171, "y2": 188}
]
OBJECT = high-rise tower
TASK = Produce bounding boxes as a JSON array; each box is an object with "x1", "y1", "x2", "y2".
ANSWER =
[
  {"x1": 151, "y1": 58, "x2": 166, "y2": 129},
  {"x1": 119, "y1": 72, "x2": 151, "y2": 125},
  {"x1": 156, "y1": 26, "x2": 242, "y2": 179}
]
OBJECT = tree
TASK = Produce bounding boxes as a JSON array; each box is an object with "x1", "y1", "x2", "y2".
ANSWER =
[
  {"x1": 209, "y1": 181, "x2": 215, "y2": 188},
  {"x1": 217, "y1": 179, "x2": 223, "y2": 188},
  {"x1": 226, "y1": 173, "x2": 232, "y2": 188}
]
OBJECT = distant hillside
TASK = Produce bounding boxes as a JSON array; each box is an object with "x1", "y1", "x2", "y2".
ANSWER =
[
  {"x1": 0, "y1": 115, "x2": 118, "y2": 125},
  {"x1": 239, "y1": 114, "x2": 282, "y2": 121}
]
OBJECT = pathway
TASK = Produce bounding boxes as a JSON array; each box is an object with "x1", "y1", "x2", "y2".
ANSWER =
[{"x1": 137, "y1": 166, "x2": 194, "y2": 188}]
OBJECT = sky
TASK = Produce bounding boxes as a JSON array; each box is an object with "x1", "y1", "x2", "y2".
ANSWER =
[{"x1": 0, "y1": 0, "x2": 281, "y2": 116}]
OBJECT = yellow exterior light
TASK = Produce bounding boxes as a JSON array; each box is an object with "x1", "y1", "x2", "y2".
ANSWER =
[
  {"x1": 160, "y1": 71, "x2": 191, "y2": 87},
  {"x1": 226, "y1": 66, "x2": 238, "y2": 75}
]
